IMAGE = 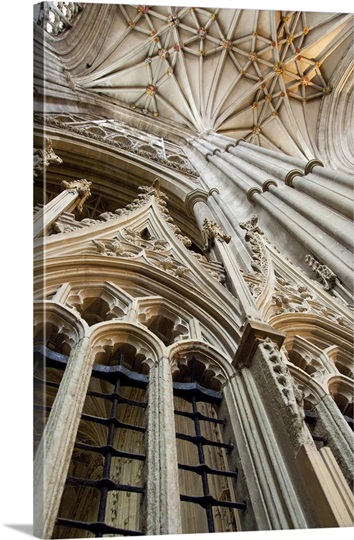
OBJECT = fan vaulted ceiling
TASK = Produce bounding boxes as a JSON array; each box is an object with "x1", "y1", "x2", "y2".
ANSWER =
[{"x1": 69, "y1": 4, "x2": 353, "y2": 159}]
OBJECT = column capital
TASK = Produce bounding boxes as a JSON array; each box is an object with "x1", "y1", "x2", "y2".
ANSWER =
[
  {"x1": 233, "y1": 319, "x2": 286, "y2": 368},
  {"x1": 284, "y1": 169, "x2": 303, "y2": 187},
  {"x1": 304, "y1": 159, "x2": 324, "y2": 175}
]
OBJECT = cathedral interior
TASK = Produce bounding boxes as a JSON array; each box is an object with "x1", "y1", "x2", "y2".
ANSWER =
[{"x1": 33, "y1": 2, "x2": 354, "y2": 538}]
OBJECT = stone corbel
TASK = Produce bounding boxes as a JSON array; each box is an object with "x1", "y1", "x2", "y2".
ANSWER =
[{"x1": 61, "y1": 179, "x2": 92, "y2": 213}]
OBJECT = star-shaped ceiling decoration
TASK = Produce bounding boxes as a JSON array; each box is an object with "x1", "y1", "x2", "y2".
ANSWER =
[{"x1": 73, "y1": 5, "x2": 351, "y2": 156}]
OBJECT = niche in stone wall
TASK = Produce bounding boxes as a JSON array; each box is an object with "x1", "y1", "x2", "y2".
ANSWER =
[
  {"x1": 66, "y1": 283, "x2": 130, "y2": 326},
  {"x1": 137, "y1": 299, "x2": 190, "y2": 346},
  {"x1": 328, "y1": 377, "x2": 354, "y2": 430}
]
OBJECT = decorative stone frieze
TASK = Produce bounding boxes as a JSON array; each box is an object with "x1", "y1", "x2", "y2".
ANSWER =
[{"x1": 34, "y1": 114, "x2": 198, "y2": 177}]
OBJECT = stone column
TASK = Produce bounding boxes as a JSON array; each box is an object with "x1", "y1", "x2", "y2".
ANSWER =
[
  {"x1": 310, "y1": 394, "x2": 354, "y2": 489},
  {"x1": 33, "y1": 178, "x2": 92, "y2": 238},
  {"x1": 248, "y1": 190, "x2": 353, "y2": 289},
  {"x1": 285, "y1": 171, "x2": 353, "y2": 220},
  {"x1": 33, "y1": 335, "x2": 92, "y2": 539},
  {"x1": 145, "y1": 357, "x2": 182, "y2": 535},
  {"x1": 223, "y1": 334, "x2": 309, "y2": 530}
]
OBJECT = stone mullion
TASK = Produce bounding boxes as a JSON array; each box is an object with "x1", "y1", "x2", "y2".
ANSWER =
[
  {"x1": 33, "y1": 335, "x2": 92, "y2": 539},
  {"x1": 214, "y1": 239, "x2": 260, "y2": 322},
  {"x1": 145, "y1": 357, "x2": 182, "y2": 535},
  {"x1": 185, "y1": 189, "x2": 258, "y2": 316}
]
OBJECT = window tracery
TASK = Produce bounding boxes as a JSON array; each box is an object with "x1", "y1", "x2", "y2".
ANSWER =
[{"x1": 35, "y1": 2, "x2": 83, "y2": 36}]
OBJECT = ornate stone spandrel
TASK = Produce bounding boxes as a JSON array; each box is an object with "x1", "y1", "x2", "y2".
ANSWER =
[
  {"x1": 34, "y1": 138, "x2": 63, "y2": 177},
  {"x1": 61, "y1": 178, "x2": 92, "y2": 213},
  {"x1": 202, "y1": 217, "x2": 231, "y2": 251}
]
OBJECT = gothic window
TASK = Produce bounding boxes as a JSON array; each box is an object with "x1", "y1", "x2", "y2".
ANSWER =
[
  {"x1": 34, "y1": 344, "x2": 68, "y2": 456},
  {"x1": 33, "y1": 318, "x2": 73, "y2": 455},
  {"x1": 172, "y1": 356, "x2": 245, "y2": 534},
  {"x1": 53, "y1": 345, "x2": 149, "y2": 538}
]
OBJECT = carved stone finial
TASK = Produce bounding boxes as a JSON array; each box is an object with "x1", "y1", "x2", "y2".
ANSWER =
[
  {"x1": 61, "y1": 179, "x2": 92, "y2": 213},
  {"x1": 202, "y1": 217, "x2": 231, "y2": 251},
  {"x1": 240, "y1": 215, "x2": 264, "y2": 240},
  {"x1": 305, "y1": 254, "x2": 337, "y2": 290},
  {"x1": 33, "y1": 138, "x2": 63, "y2": 177}
]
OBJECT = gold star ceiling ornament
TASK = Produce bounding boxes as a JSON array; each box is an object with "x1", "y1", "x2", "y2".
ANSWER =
[{"x1": 77, "y1": 6, "x2": 349, "y2": 153}]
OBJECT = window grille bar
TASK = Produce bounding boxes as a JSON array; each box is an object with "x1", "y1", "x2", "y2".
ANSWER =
[
  {"x1": 55, "y1": 518, "x2": 142, "y2": 537},
  {"x1": 97, "y1": 375, "x2": 120, "y2": 523},
  {"x1": 33, "y1": 376, "x2": 61, "y2": 389},
  {"x1": 86, "y1": 389, "x2": 147, "y2": 408},
  {"x1": 91, "y1": 363, "x2": 148, "y2": 388},
  {"x1": 80, "y1": 413, "x2": 146, "y2": 433},
  {"x1": 174, "y1": 356, "x2": 244, "y2": 533},
  {"x1": 178, "y1": 462, "x2": 238, "y2": 478},
  {"x1": 174, "y1": 408, "x2": 226, "y2": 425},
  {"x1": 34, "y1": 345, "x2": 69, "y2": 365},
  {"x1": 180, "y1": 494, "x2": 246, "y2": 510},
  {"x1": 65, "y1": 476, "x2": 145, "y2": 493},
  {"x1": 304, "y1": 409, "x2": 328, "y2": 444},
  {"x1": 74, "y1": 442, "x2": 146, "y2": 461},
  {"x1": 304, "y1": 410, "x2": 317, "y2": 425},
  {"x1": 176, "y1": 432, "x2": 234, "y2": 451},
  {"x1": 33, "y1": 404, "x2": 52, "y2": 413},
  {"x1": 173, "y1": 381, "x2": 223, "y2": 404}
]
